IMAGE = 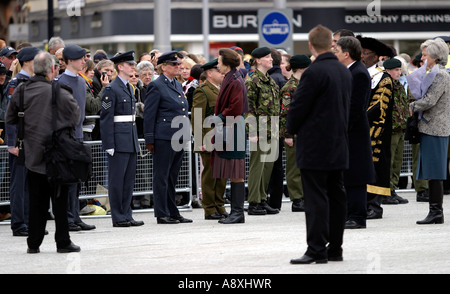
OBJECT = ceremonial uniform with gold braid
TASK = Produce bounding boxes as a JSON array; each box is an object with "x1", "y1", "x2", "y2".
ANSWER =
[{"x1": 366, "y1": 65, "x2": 394, "y2": 215}]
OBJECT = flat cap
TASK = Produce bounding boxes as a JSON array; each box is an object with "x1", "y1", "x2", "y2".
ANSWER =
[
  {"x1": 357, "y1": 36, "x2": 394, "y2": 58},
  {"x1": 0, "y1": 46, "x2": 17, "y2": 57},
  {"x1": 17, "y1": 47, "x2": 40, "y2": 62},
  {"x1": 63, "y1": 44, "x2": 86, "y2": 60},
  {"x1": 383, "y1": 58, "x2": 402, "y2": 69},
  {"x1": 157, "y1": 51, "x2": 183, "y2": 65},
  {"x1": 289, "y1": 54, "x2": 311, "y2": 69},
  {"x1": 201, "y1": 58, "x2": 218, "y2": 70},
  {"x1": 110, "y1": 50, "x2": 136, "y2": 65},
  {"x1": 251, "y1": 47, "x2": 271, "y2": 58}
]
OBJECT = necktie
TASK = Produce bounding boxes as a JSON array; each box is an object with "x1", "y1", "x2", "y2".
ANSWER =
[{"x1": 127, "y1": 83, "x2": 133, "y2": 96}]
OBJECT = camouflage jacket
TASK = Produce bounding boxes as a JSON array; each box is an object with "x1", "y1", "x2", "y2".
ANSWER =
[
  {"x1": 279, "y1": 75, "x2": 299, "y2": 138},
  {"x1": 245, "y1": 69, "x2": 280, "y2": 138},
  {"x1": 391, "y1": 79, "x2": 412, "y2": 132}
]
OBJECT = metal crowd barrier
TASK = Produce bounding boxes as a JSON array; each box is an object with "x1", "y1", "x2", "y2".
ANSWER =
[
  {"x1": 0, "y1": 139, "x2": 193, "y2": 208},
  {"x1": 0, "y1": 139, "x2": 415, "y2": 207}
]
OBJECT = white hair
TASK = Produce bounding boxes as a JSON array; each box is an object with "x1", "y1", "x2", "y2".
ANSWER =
[
  {"x1": 421, "y1": 38, "x2": 449, "y2": 66},
  {"x1": 48, "y1": 36, "x2": 65, "y2": 50},
  {"x1": 136, "y1": 60, "x2": 154, "y2": 73}
]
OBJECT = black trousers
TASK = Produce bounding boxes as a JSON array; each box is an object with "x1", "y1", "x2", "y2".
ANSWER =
[
  {"x1": 301, "y1": 169, "x2": 347, "y2": 259},
  {"x1": 27, "y1": 170, "x2": 71, "y2": 250},
  {"x1": 268, "y1": 138, "x2": 285, "y2": 209},
  {"x1": 346, "y1": 185, "x2": 367, "y2": 226}
]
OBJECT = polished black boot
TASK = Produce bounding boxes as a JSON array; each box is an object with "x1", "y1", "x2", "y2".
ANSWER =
[
  {"x1": 417, "y1": 180, "x2": 444, "y2": 225},
  {"x1": 417, "y1": 203, "x2": 444, "y2": 224},
  {"x1": 219, "y1": 182, "x2": 245, "y2": 224}
]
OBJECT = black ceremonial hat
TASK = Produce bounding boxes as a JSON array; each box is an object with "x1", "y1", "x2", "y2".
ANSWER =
[{"x1": 357, "y1": 36, "x2": 394, "y2": 58}]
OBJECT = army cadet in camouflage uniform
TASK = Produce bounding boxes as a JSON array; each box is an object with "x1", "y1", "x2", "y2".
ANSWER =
[
  {"x1": 245, "y1": 47, "x2": 280, "y2": 215},
  {"x1": 384, "y1": 58, "x2": 411, "y2": 205},
  {"x1": 279, "y1": 54, "x2": 311, "y2": 212},
  {"x1": 191, "y1": 59, "x2": 228, "y2": 220}
]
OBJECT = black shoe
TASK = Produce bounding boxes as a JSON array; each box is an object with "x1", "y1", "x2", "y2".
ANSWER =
[
  {"x1": 68, "y1": 223, "x2": 81, "y2": 231},
  {"x1": 260, "y1": 200, "x2": 279, "y2": 214},
  {"x1": 113, "y1": 221, "x2": 131, "y2": 227},
  {"x1": 218, "y1": 212, "x2": 245, "y2": 224},
  {"x1": 345, "y1": 220, "x2": 366, "y2": 229},
  {"x1": 382, "y1": 195, "x2": 399, "y2": 204},
  {"x1": 130, "y1": 220, "x2": 144, "y2": 226},
  {"x1": 13, "y1": 228, "x2": 28, "y2": 237},
  {"x1": 416, "y1": 190, "x2": 429, "y2": 202},
  {"x1": 391, "y1": 190, "x2": 409, "y2": 204},
  {"x1": 290, "y1": 254, "x2": 328, "y2": 264},
  {"x1": 328, "y1": 255, "x2": 344, "y2": 262},
  {"x1": 57, "y1": 242, "x2": 81, "y2": 253},
  {"x1": 248, "y1": 203, "x2": 267, "y2": 215},
  {"x1": 172, "y1": 215, "x2": 193, "y2": 223},
  {"x1": 366, "y1": 209, "x2": 382, "y2": 219},
  {"x1": 292, "y1": 199, "x2": 305, "y2": 212},
  {"x1": 205, "y1": 212, "x2": 225, "y2": 220},
  {"x1": 76, "y1": 222, "x2": 96, "y2": 230},
  {"x1": 27, "y1": 248, "x2": 40, "y2": 254},
  {"x1": 157, "y1": 217, "x2": 180, "y2": 224}
]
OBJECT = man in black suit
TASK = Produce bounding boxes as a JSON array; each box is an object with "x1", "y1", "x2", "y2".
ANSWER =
[
  {"x1": 335, "y1": 36, "x2": 376, "y2": 229},
  {"x1": 287, "y1": 25, "x2": 352, "y2": 264}
]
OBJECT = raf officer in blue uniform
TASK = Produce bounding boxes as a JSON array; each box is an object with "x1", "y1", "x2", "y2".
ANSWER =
[
  {"x1": 144, "y1": 51, "x2": 192, "y2": 224},
  {"x1": 100, "y1": 51, "x2": 144, "y2": 227}
]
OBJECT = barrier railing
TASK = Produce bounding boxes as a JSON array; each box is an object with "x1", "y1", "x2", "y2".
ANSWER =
[
  {"x1": 0, "y1": 139, "x2": 193, "y2": 208},
  {"x1": 0, "y1": 138, "x2": 414, "y2": 207}
]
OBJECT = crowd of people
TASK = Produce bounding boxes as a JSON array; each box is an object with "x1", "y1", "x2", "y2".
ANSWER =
[{"x1": 0, "y1": 25, "x2": 449, "y2": 258}]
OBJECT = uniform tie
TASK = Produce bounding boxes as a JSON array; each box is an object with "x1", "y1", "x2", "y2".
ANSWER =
[{"x1": 127, "y1": 83, "x2": 133, "y2": 96}]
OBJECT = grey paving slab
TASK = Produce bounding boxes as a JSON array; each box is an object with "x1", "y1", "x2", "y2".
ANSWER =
[{"x1": 1, "y1": 192, "x2": 450, "y2": 274}]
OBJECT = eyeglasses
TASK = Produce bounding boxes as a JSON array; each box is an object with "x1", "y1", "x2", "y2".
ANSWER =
[{"x1": 131, "y1": 74, "x2": 139, "y2": 78}]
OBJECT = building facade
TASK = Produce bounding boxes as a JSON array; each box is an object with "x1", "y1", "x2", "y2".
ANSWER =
[{"x1": 12, "y1": 0, "x2": 450, "y2": 59}]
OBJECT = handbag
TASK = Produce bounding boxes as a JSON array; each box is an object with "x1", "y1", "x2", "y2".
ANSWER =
[
  {"x1": 44, "y1": 82, "x2": 92, "y2": 185},
  {"x1": 404, "y1": 113, "x2": 420, "y2": 144}
]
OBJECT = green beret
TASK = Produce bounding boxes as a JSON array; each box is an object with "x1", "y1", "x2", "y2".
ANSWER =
[
  {"x1": 251, "y1": 47, "x2": 271, "y2": 58},
  {"x1": 289, "y1": 54, "x2": 311, "y2": 69},
  {"x1": 201, "y1": 58, "x2": 218, "y2": 70},
  {"x1": 383, "y1": 58, "x2": 402, "y2": 69}
]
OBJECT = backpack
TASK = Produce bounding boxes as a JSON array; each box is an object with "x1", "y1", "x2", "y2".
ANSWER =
[{"x1": 44, "y1": 82, "x2": 92, "y2": 185}]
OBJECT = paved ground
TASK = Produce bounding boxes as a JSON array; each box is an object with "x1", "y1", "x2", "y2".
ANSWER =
[{"x1": 1, "y1": 191, "x2": 450, "y2": 275}]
